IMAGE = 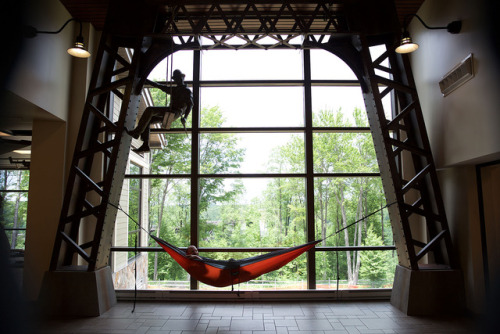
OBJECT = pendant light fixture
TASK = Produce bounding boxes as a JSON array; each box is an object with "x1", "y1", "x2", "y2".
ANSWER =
[{"x1": 24, "y1": 18, "x2": 91, "y2": 58}]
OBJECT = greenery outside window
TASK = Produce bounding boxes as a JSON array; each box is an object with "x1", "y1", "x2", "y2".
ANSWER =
[{"x1": 0, "y1": 169, "x2": 29, "y2": 251}]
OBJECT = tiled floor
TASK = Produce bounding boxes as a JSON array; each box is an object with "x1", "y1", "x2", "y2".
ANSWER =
[{"x1": 37, "y1": 300, "x2": 479, "y2": 334}]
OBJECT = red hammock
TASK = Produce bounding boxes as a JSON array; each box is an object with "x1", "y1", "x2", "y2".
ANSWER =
[{"x1": 151, "y1": 235, "x2": 321, "y2": 288}]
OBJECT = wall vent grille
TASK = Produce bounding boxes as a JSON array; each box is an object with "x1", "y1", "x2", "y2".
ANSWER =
[{"x1": 439, "y1": 54, "x2": 474, "y2": 97}]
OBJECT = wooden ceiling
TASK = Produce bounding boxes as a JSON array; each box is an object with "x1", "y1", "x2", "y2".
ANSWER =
[{"x1": 60, "y1": 0, "x2": 424, "y2": 32}]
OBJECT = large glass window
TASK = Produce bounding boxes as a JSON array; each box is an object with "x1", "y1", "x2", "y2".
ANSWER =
[{"x1": 120, "y1": 46, "x2": 396, "y2": 292}]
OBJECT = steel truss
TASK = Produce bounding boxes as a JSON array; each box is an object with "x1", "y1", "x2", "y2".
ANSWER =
[
  {"x1": 51, "y1": 0, "x2": 456, "y2": 273},
  {"x1": 149, "y1": 1, "x2": 349, "y2": 49},
  {"x1": 363, "y1": 39, "x2": 456, "y2": 270}
]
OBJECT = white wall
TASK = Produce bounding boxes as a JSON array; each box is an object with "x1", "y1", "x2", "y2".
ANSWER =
[{"x1": 410, "y1": 0, "x2": 500, "y2": 314}]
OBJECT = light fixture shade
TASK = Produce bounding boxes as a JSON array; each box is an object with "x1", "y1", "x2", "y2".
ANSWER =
[
  {"x1": 67, "y1": 35, "x2": 91, "y2": 58},
  {"x1": 395, "y1": 36, "x2": 419, "y2": 54},
  {"x1": 68, "y1": 42, "x2": 91, "y2": 58}
]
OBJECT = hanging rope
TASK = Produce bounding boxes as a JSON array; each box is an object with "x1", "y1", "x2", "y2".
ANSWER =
[{"x1": 323, "y1": 201, "x2": 396, "y2": 241}]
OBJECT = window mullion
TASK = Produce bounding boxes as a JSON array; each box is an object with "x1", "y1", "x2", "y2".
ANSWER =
[
  {"x1": 190, "y1": 49, "x2": 201, "y2": 290},
  {"x1": 303, "y1": 49, "x2": 316, "y2": 290}
]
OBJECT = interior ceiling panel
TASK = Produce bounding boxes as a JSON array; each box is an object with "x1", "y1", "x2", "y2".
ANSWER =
[{"x1": 60, "y1": 0, "x2": 424, "y2": 31}]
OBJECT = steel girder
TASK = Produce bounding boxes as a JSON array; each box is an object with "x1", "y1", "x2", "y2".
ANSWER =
[
  {"x1": 50, "y1": 32, "x2": 144, "y2": 271},
  {"x1": 50, "y1": 0, "x2": 203, "y2": 271}
]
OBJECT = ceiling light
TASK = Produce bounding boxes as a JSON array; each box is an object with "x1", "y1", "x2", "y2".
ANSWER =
[{"x1": 396, "y1": 14, "x2": 461, "y2": 54}]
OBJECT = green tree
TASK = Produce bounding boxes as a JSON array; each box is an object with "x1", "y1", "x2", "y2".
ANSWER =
[{"x1": 359, "y1": 225, "x2": 391, "y2": 287}]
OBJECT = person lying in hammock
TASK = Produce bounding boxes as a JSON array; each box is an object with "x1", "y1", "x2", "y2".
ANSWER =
[{"x1": 186, "y1": 245, "x2": 202, "y2": 260}]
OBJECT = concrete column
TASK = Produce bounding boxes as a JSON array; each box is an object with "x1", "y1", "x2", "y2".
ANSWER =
[{"x1": 23, "y1": 119, "x2": 66, "y2": 301}]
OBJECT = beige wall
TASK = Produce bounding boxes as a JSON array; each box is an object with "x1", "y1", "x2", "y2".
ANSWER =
[
  {"x1": 7, "y1": 0, "x2": 73, "y2": 122},
  {"x1": 410, "y1": 0, "x2": 500, "y2": 313},
  {"x1": 23, "y1": 120, "x2": 66, "y2": 300}
]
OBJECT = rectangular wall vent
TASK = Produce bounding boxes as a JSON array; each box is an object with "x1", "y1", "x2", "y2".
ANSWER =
[{"x1": 439, "y1": 53, "x2": 474, "y2": 97}]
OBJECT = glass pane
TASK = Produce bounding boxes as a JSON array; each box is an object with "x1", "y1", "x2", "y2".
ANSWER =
[
  {"x1": 200, "y1": 133, "x2": 304, "y2": 174},
  {"x1": 0, "y1": 170, "x2": 30, "y2": 190},
  {"x1": 199, "y1": 178, "x2": 306, "y2": 248},
  {"x1": 4, "y1": 229, "x2": 26, "y2": 251},
  {"x1": 313, "y1": 133, "x2": 379, "y2": 173},
  {"x1": 201, "y1": 49, "x2": 303, "y2": 80},
  {"x1": 113, "y1": 253, "x2": 149, "y2": 289},
  {"x1": 381, "y1": 91, "x2": 393, "y2": 121},
  {"x1": 146, "y1": 252, "x2": 190, "y2": 290},
  {"x1": 314, "y1": 177, "x2": 392, "y2": 245},
  {"x1": 312, "y1": 87, "x2": 366, "y2": 127},
  {"x1": 200, "y1": 87, "x2": 304, "y2": 127},
  {"x1": 198, "y1": 252, "x2": 308, "y2": 291},
  {"x1": 200, "y1": 35, "x2": 304, "y2": 49},
  {"x1": 1, "y1": 191, "x2": 28, "y2": 250},
  {"x1": 310, "y1": 49, "x2": 357, "y2": 80},
  {"x1": 148, "y1": 178, "x2": 191, "y2": 242},
  {"x1": 137, "y1": 178, "x2": 191, "y2": 291},
  {"x1": 315, "y1": 250, "x2": 397, "y2": 290},
  {"x1": 150, "y1": 134, "x2": 192, "y2": 174},
  {"x1": 148, "y1": 50, "x2": 194, "y2": 82},
  {"x1": 369, "y1": 45, "x2": 390, "y2": 79}
]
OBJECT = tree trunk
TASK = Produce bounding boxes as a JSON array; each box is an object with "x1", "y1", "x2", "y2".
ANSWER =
[
  {"x1": 337, "y1": 189, "x2": 353, "y2": 285},
  {"x1": 352, "y1": 186, "x2": 364, "y2": 285},
  {"x1": 154, "y1": 177, "x2": 171, "y2": 281},
  {"x1": 319, "y1": 181, "x2": 329, "y2": 280}
]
